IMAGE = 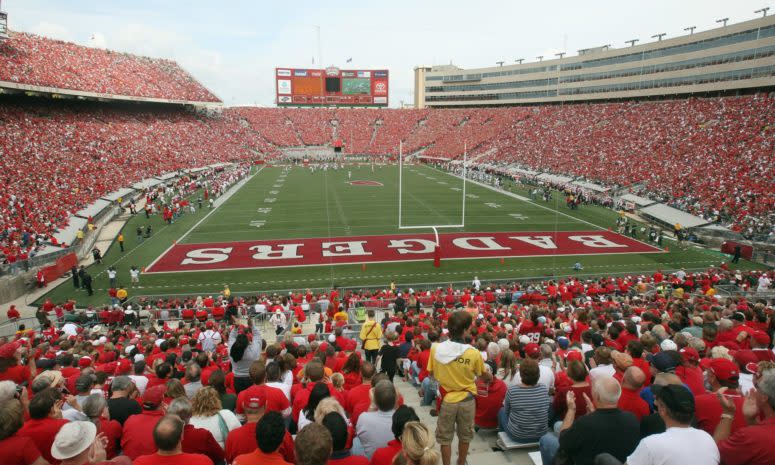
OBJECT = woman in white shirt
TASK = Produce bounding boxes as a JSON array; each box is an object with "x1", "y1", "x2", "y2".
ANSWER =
[
  {"x1": 189, "y1": 386, "x2": 241, "y2": 447},
  {"x1": 265, "y1": 360, "x2": 292, "y2": 401}
]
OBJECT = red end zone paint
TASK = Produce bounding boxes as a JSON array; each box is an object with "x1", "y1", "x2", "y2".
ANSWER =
[
  {"x1": 348, "y1": 180, "x2": 383, "y2": 186},
  {"x1": 145, "y1": 231, "x2": 663, "y2": 273}
]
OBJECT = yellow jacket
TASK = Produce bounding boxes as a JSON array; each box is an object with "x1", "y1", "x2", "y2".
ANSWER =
[{"x1": 360, "y1": 320, "x2": 382, "y2": 351}]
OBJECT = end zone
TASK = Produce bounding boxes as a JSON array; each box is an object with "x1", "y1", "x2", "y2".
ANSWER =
[{"x1": 144, "y1": 230, "x2": 664, "y2": 273}]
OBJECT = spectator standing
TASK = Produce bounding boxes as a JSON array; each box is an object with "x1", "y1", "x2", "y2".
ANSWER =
[
  {"x1": 426, "y1": 311, "x2": 484, "y2": 465},
  {"x1": 229, "y1": 318, "x2": 263, "y2": 393},
  {"x1": 359, "y1": 310, "x2": 382, "y2": 365},
  {"x1": 117, "y1": 233, "x2": 124, "y2": 252},
  {"x1": 198, "y1": 321, "x2": 221, "y2": 353}
]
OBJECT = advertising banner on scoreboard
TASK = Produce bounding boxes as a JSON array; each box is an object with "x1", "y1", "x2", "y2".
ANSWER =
[{"x1": 275, "y1": 67, "x2": 388, "y2": 106}]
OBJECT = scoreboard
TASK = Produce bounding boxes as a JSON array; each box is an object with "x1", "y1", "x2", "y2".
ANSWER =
[{"x1": 275, "y1": 67, "x2": 388, "y2": 107}]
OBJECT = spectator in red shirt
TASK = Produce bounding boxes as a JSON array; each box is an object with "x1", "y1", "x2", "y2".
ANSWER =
[
  {"x1": 121, "y1": 385, "x2": 167, "y2": 459},
  {"x1": 6, "y1": 305, "x2": 20, "y2": 320},
  {"x1": 475, "y1": 374, "x2": 506, "y2": 429},
  {"x1": 226, "y1": 392, "x2": 295, "y2": 464},
  {"x1": 81, "y1": 394, "x2": 123, "y2": 459},
  {"x1": 617, "y1": 367, "x2": 649, "y2": 421},
  {"x1": 166, "y1": 397, "x2": 224, "y2": 464},
  {"x1": 18, "y1": 387, "x2": 69, "y2": 464},
  {"x1": 345, "y1": 362, "x2": 375, "y2": 415},
  {"x1": 236, "y1": 362, "x2": 290, "y2": 417},
  {"x1": 715, "y1": 370, "x2": 775, "y2": 465},
  {"x1": 134, "y1": 414, "x2": 213, "y2": 465},
  {"x1": 694, "y1": 358, "x2": 747, "y2": 435},
  {"x1": 371, "y1": 405, "x2": 419, "y2": 465},
  {"x1": 233, "y1": 411, "x2": 292, "y2": 465},
  {"x1": 676, "y1": 347, "x2": 706, "y2": 396},
  {"x1": 0, "y1": 398, "x2": 46, "y2": 465},
  {"x1": 320, "y1": 411, "x2": 368, "y2": 465},
  {"x1": 51, "y1": 421, "x2": 130, "y2": 465},
  {"x1": 0, "y1": 342, "x2": 34, "y2": 385}
]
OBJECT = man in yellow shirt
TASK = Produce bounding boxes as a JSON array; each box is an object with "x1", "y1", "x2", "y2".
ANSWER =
[
  {"x1": 427, "y1": 311, "x2": 483, "y2": 465},
  {"x1": 359, "y1": 309, "x2": 382, "y2": 365}
]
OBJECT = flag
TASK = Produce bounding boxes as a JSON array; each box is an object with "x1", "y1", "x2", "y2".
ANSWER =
[{"x1": 346, "y1": 57, "x2": 352, "y2": 63}]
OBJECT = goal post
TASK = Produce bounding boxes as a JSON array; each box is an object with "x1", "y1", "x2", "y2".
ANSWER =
[{"x1": 397, "y1": 141, "x2": 468, "y2": 266}]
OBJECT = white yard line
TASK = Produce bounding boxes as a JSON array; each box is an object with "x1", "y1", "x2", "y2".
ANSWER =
[{"x1": 144, "y1": 167, "x2": 263, "y2": 271}]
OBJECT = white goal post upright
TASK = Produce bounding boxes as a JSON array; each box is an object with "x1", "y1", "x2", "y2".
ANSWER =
[{"x1": 397, "y1": 140, "x2": 468, "y2": 266}]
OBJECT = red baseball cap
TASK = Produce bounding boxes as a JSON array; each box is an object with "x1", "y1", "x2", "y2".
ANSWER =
[
  {"x1": 206, "y1": 321, "x2": 214, "y2": 329},
  {"x1": 700, "y1": 358, "x2": 739, "y2": 381},
  {"x1": 566, "y1": 350, "x2": 583, "y2": 362},
  {"x1": 142, "y1": 385, "x2": 167, "y2": 409},
  {"x1": 679, "y1": 347, "x2": 700, "y2": 363},
  {"x1": 0, "y1": 341, "x2": 19, "y2": 359},
  {"x1": 524, "y1": 343, "x2": 540, "y2": 358},
  {"x1": 242, "y1": 393, "x2": 267, "y2": 411},
  {"x1": 752, "y1": 331, "x2": 771, "y2": 346}
]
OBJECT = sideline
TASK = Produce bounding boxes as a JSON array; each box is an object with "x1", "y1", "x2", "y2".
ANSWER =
[{"x1": 144, "y1": 166, "x2": 264, "y2": 271}]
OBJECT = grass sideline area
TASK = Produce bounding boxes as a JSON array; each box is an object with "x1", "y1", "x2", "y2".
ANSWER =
[{"x1": 37, "y1": 163, "x2": 764, "y2": 306}]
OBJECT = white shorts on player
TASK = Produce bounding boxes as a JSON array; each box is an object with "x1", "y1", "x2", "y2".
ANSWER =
[{"x1": 348, "y1": 171, "x2": 351, "y2": 179}]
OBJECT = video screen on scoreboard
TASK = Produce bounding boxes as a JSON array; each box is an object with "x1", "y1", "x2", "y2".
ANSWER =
[{"x1": 275, "y1": 67, "x2": 388, "y2": 106}]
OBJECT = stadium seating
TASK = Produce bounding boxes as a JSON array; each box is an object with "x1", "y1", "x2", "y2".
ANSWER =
[
  {"x1": 0, "y1": 31, "x2": 220, "y2": 102},
  {"x1": 0, "y1": 100, "x2": 265, "y2": 260}
]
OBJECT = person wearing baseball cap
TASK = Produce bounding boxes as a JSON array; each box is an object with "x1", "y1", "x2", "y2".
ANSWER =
[
  {"x1": 750, "y1": 330, "x2": 775, "y2": 362},
  {"x1": 676, "y1": 347, "x2": 706, "y2": 396},
  {"x1": 226, "y1": 392, "x2": 294, "y2": 464},
  {"x1": 0, "y1": 341, "x2": 34, "y2": 385},
  {"x1": 694, "y1": 358, "x2": 746, "y2": 436},
  {"x1": 715, "y1": 370, "x2": 775, "y2": 465},
  {"x1": 120, "y1": 385, "x2": 167, "y2": 459},
  {"x1": 623, "y1": 384, "x2": 719, "y2": 465}
]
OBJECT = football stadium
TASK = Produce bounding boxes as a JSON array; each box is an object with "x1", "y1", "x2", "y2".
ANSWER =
[{"x1": 0, "y1": 2, "x2": 774, "y2": 465}]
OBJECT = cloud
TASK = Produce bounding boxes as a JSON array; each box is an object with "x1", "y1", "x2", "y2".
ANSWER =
[{"x1": 29, "y1": 21, "x2": 72, "y2": 42}]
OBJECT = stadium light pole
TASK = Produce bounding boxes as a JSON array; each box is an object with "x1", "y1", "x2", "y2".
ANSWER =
[
  {"x1": 625, "y1": 39, "x2": 639, "y2": 47},
  {"x1": 496, "y1": 61, "x2": 505, "y2": 67},
  {"x1": 515, "y1": 58, "x2": 524, "y2": 64},
  {"x1": 716, "y1": 18, "x2": 729, "y2": 27},
  {"x1": 652, "y1": 33, "x2": 667, "y2": 41},
  {"x1": 536, "y1": 55, "x2": 543, "y2": 62},
  {"x1": 684, "y1": 26, "x2": 696, "y2": 35},
  {"x1": 555, "y1": 52, "x2": 566, "y2": 59},
  {"x1": 755, "y1": 7, "x2": 770, "y2": 17}
]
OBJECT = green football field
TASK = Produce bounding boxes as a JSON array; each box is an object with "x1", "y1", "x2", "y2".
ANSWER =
[{"x1": 39, "y1": 163, "x2": 763, "y2": 306}]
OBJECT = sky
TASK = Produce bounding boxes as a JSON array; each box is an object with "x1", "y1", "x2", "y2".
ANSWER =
[{"x1": 3, "y1": 0, "x2": 770, "y2": 107}]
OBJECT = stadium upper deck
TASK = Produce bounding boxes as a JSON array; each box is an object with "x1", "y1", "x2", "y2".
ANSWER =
[
  {"x1": 0, "y1": 31, "x2": 220, "y2": 104},
  {"x1": 415, "y1": 15, "x2": 775, "y2": 107}
]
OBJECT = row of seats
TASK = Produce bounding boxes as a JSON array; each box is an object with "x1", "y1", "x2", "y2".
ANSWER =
[{"x1": 0, "y1": 31, "x2": 220, "y2": 102}]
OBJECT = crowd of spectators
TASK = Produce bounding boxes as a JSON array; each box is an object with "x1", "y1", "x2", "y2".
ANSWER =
[
  {"x1": 0, "y1": 31, "x2": 220, "y2": 102},
  {"x1": 0, "y1": 100, "x2": 266, "y2": 262},
  {"x1": 1, "y1": 265, "x2": 774, "y2": 465}
]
